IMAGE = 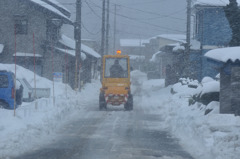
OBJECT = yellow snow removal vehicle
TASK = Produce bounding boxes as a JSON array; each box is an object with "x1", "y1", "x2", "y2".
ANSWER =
[{"x1": 99, "y1": 50, "x2": 133, "y2": 110}]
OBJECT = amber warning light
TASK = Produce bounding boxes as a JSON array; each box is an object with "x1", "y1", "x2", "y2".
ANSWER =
[{"x1": 116, "y1": 50, "x2": 121, "y2": 54}]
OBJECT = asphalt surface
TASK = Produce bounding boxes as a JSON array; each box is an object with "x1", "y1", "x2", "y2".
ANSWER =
[{"x1": 13, "y1": 97, "x2": 194, "y2": 159}]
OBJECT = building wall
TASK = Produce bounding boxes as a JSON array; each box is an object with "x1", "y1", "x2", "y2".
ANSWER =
[
  {"x1": 0, "y1": 0, "x2": 47, "y2": 64},
  {"x1": 192, "y1": 6, "x2": 232, "y2": 80},
  {"x1": 195, "y1": 7, "x2": 232, "y2": 46},
  {"x1": 220, "y1": 68, "x2": 232, "y2": 114}
]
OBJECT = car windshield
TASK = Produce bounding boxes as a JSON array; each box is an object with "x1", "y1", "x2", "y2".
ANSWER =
[
  {"x1": 104, "y1": 58, "x2": 128, "y2": 78},
  {"x1": 0, "y1": 75, "x2": 8, "y2": 88}
]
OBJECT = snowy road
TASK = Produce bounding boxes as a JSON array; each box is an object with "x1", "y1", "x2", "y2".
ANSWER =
[{"x1": 13, "y1": 95, "x2": 193, "y2": 159}]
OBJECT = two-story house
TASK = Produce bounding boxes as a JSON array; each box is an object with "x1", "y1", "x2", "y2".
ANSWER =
[
  {"x1": 0, "y1": 0, "x2": 100, "y2": 88},
  {"x1": 192, "y1": 0, "x2": 240, "y2": 79}
]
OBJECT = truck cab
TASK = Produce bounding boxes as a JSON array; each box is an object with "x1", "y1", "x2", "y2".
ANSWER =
[{"x1": 99, "y1": 52, "x2": 133, "y2": 110}]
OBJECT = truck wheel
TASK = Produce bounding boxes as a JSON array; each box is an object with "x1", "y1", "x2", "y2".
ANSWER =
[
  {"x1": 125, "y1": 94, "x2": 133, "y2": 111},
  {"x1": 99, "y1": 93, "x2": 107, "y2": 110}
]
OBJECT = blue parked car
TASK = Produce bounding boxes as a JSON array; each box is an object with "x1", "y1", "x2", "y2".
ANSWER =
[{"x1": 0, "y1": 70, "x2": 23, "y2": 109}]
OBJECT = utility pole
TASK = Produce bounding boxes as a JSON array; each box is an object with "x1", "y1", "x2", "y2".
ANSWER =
[
  {"x1": 113, "y1": 4, "x2": 117, "y2": 53},
  {"x1": 74, "y1": 0, "x2": 82, "y2": 91},
  {"x1": 185, "y1": 0, "x2": 191, "y2": 77},
  {"x1": 105, "y1": 0, "x2": 110, "y2": 55},
  {"x1": 100, "y1": 0, "x2": 106, "y2": 81}
]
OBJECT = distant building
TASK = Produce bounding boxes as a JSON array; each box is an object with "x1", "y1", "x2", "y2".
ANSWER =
[
  {"x1": 149, "y1": 34, "x2": 186, "y2": 79},
  {"x1": 120, "y1": 34, "x2": 186, "y2": 72},
  {"x1": 120, "y1": 39, "x2": 149, "y2": 71}
]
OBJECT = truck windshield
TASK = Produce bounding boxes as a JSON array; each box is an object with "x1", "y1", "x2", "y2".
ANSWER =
[
  {"x1": 105, "y1": 58, "x2": 128, "y2": 78},
  {"x1": 0, "y1": 75, "x2": 8, "y2": 88}
]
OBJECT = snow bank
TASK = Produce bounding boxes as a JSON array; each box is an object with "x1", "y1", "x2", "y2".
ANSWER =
[
  {"x1": 157, "y1": 82, "x2": 239, "y2": 159},
  {"x1": 0, "y1": 63, "x2": 101, "y2": 158},
  {"x1": 132, "y1": 70, "x2": 240, "y2": 159}
]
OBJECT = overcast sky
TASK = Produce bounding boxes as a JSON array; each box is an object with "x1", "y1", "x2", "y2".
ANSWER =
[{"x1": 59, "y1": 0, "x2": 187, "y2": 46}]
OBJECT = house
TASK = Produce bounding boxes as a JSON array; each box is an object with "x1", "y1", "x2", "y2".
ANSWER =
[
  {"x1": 0, "y1": 0, "x2": 100, "y2": 89},
  {"x1": 205, "y1": 47, "x2": 240, "y2": 115},
  {"x1": 192, "y1": 0, "x2": 240, "y2": 79},
  {"x1": 149, "y1": 34, "x2": 186, "y2": 79},
  {"x1": 120, "y1": 34, "x2": 186, "y2": 72},
  {"x1": 58, "y1": 35, "x2": 101, "y2": 85},
  {"x1": 120, "y1": 39, "x2": 149, "y2": 71}
]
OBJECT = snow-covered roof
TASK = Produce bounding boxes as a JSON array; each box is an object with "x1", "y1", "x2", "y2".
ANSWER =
[
  {"x1": 59, "y1": 35, "x2": 101, "y2": 58},
  {"x1": 173, "y1": 44, "x2": 185, "y2": 52},
  {"x1": 13, "y1": 52, "x2": 42, "y2": 57},
  {"x1": 150, "y1": 51, "x2": 163, "y2": 62},
  {"x1": 193, "y1": 0, "x2": 240, "y2": 7},
  {"x1": 0, "y1": 44, "x2": 4, "y2": 54},
  {"x1": 43, "y1": 0, "x2": 70, "y2": 13},
  {"x1": 201, "y1": 80, "x2": 220, "y2": 96},
  {"x1": 156, "y1": 34, "x2": 186, "y2": 43},
  {"x1": 129, "y1": 55, "x2": 145, "y2": 60},
  {"x1": 55, "y1": 47, "x2": 86, "y2": 60},
  {"x1": 120, "y1": 39, "x2": 149, "y2": 47},
  {"x1": 205, "y1": 47, "x2": 240, "y2": 63},
  {"x1": 30, "y1": 0, "x2": 71, "y2": 23}
]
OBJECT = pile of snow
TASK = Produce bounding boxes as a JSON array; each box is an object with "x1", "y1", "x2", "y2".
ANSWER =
[
  {"x1": 201, "y1": 76, "x2": 214, "y2": 83},
  {"x1": 200, "y1": 80, "x2": 220, "y2": 96},
  {"x1": 137, "y1": 73, "x2": 240, "y2": 159},
  {"x1": 0, "y1": 63, "x2": 100, "y2": 158}
]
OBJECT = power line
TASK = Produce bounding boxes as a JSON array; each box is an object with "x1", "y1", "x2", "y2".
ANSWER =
[
  {"x1": 82, "y1": 22, "x2": 101, "y2": 35},
  {"x1": 84, "y1": 0, "x2": 102, "y2": 19},
  {"x1": 88, "y1": 0, "x2": 185, "y2": 21},
  {"x1": 107, "y1": 0, "x2": 185, "y2": 21},
  {"x1": 87, "y1": 0, "x2": 185, "y2": 33}
]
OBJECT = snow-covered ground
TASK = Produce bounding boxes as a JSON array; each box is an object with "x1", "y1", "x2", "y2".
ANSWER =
[
  {"x1": 134, "y1": 71, "x2": 240, "y2": 159},
  {"x1": 0, "y1": 67, "x2": 240, "y2": 159},
  {"x1": 0, "y1": 64, "x2": 101, "y2": 158}
]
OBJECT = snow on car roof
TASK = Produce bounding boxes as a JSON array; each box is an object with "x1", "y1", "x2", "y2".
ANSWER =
[
  {"x1": 59, "y1": 35, "x2": 101, "y2": 58},
  {"x1": 205, "y1": 47, "x2": 240, "y2": 63}
]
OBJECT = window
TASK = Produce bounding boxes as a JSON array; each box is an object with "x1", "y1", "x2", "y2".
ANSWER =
[
  {"x1": 0, "y1": 75, "x2": 9, "y2": 88},
  {"x1": 46, "y1": 19, "x2": 61, "y2": 41},
  {"x1": 104, "y1": 58, "x2": 128, "y2": 78},
  {"x1": 15, "y1": 19, "x2": 28, "y2": 35}
]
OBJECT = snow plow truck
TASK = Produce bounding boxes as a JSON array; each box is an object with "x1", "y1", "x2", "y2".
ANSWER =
[{"x1": 99, "y1": 50, "x2": 133, "y2": 110}]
